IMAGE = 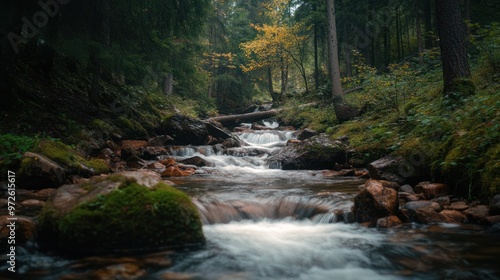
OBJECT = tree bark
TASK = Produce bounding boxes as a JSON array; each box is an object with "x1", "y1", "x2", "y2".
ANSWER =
[
  {"x1": 313, "y1": 3, "x2": 320, "y2": 90},
  {"x1": 415, "y1": 0, "x2": 424, "y2": 65},
  {"x1": 327, "y1": 0, "x2": 343, "y2": 98},
  {"x1": 327, "y1": 0, "x2": 360, "y2": 122},
  {"x1": 435, "y1": 0, "x2": 474, "y2": 96},
  {"x1": 424, "y1": 0, "x2": 433, "y2": 49}
]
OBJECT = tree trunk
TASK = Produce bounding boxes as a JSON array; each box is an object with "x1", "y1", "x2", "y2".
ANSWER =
[
  {"x1": 327, "y1": 0, "x2": 343, "y2": 98},
  {"x1": 415, "y1": 0, "x2": 424, "y2": 65},
  {"x1": 396, "y1": 9, "x2": 402, "y2": 60},
  {"x1": 327, "y1": 0, "x2": 359, "y2": 122},
  {"x1": 267, "y1": 66, "x2": 274, "y2": 96},
  {"x1": 435, "y1": 0, "x2": 474, "y2": 96},
  {"x1": 93, "y1": 0, "x2": 111, "y2": 46},
  {"x1": 313, "y1": 3, "x2": 320, "y2": 90},
  {"x1": 424, "y1": 0, "x2": 433, "y2": 49}
]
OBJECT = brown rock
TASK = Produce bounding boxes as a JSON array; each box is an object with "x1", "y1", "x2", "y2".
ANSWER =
[
  {"x1": 378, "y1": 180, "x2": 400, "y2": 190},
  {"x1": 161, "y1": 167, "x2": 191, "y2": 177},
  {"x1": 160, "y1": 158, "x2": 177, "y2": 167},
  {"x1": 400, "y1": 201, "x2": 446, "y2": 224},
  {"x1": 446, "y1": 201, "x2": 469, "y2": 211},
  {"x1": 354, "y1": 180, "x2": 399, "y2": 225},
  {"x1": 414, "y1": 182, "x2": 449, "y2": 199},
  {"x1": 464, "y1": 205, "x2": 489, "y2": 223},
  {"x1": 377, "y1": 215, "x2": 402, "y2": 228},
  {"x1": 431, "y1": 196, "x2": 451, "y2": 207},
  {"x1": 440, "y1": 210, "x2": 466, "y2": 224},
  {"x1": 0, "y1": 216, "x2": 36, "y2": 247},
  {"x1": 121, "y1": 140, "x2": 148, "y2": 150}
]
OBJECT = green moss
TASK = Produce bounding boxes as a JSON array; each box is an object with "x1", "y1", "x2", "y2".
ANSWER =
[
  {"x1": 34, "y1": 139, "x2": 109, "y2": 175},
  {"x1": 51, "y1": 182, "x2": 204, "y2": 252},
  {"x1": 87, "y1": 159, "x2": 110, "y2": 174},
  {"x1": 117, "y1": 116, "x2": 148, "y2": 139}
]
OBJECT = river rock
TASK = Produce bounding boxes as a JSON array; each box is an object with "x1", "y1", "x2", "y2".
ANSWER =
[
  {"x1": 156, "y1": 115, "x2": 209, "y2": 145},
  {"x1": 400, "y1": 201, "x2": 447, "y2": 224},
  {"x1": 17, "y1": 152, "x2": 66, "y2": 189},
  {"x1": 0, "y1": 216, "x2": 36, "y2": 250},
  {"x1": 440, "y1": 210, "x2": 466, "y2": 224},
  {"x1": 464, "y1": 205, "x2": 489, "y2": 223},
  {"x1": 37, "y1": 171, "x2": 204, "y2": 253},
  {"x1": 266, "y1": 134, "x2": 346, "y2": 170},
  {"x1": 489, "y1": 194, "x2": 500, "y2": 215},
  {"x1": 367, "y1": 156, "x2": 406, "y2": 185},
  {"x1": 205, "y1": 121, "x2": 233, "y2": 142},
  {"x1": 179, "y1": 156, "x2": 214, "y2": 167},
  {"x1": 296, "y1": 128, "x2": 318, "y2": 140},
  {"x1": 139, "y1": 146, "x2": 169, "y2": 159},
  {"x1": 414, "y1": 182, "x2": 450, "y2": 199},
  {"x1": 376, "y1": 215, "x2": 402, "y2": 228},
  {"x1": 353, "y1": 180, "x2": 399, "y2": 225},
  {"x1": 447, "y1": 201, "x2": 469, "y2": 211},
  {"x1": 399, "y1": 184, "x2": 415, "y2": 194},
  {"x1": 148, "y1": 135, "x2": 174, "y2": 146}
]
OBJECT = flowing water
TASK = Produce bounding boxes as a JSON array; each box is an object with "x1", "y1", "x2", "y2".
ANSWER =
[{"x1": 2, "y1": 123, "x2": 500, "y2": 279}]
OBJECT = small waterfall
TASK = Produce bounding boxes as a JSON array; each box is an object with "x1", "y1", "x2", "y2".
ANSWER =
[{"x1": 193, "y1": 196, "x2": 354, "y2": 225}]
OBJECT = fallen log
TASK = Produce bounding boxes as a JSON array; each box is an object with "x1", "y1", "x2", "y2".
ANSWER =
[
  {"x1": 206, "y1": 102, "x2": 318, "y2": 126},
  {"x1": 206, "y1": 109, "x2": 282, "y2": 126}
]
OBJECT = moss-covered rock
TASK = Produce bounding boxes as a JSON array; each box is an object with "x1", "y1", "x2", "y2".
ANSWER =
[
  {"x1": 266, "y1": 134, "x2": 346, "y2": 170},
  {"x1": 37, "y1": 171, "x2": 204, "y2": 253},
  {"x1": 33, "y1": 139, "x2": 110, "y2": 176}
]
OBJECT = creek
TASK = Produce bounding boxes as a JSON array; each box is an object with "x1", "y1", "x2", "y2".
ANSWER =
[{"x1": 1, "y1": 123, "x2": 500, "y2": 279}]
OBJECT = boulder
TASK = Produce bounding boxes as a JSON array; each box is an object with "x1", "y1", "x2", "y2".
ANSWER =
[
  {"x1": 440, "y1": 210, "x2": 466, "y2": 224},
  {"x1": 37, "y1": 171, "x2": 204, "y2": 253},
  {"x1": 148, "y1": 135, "x2": 174, "y2": 147},
  {"x1": 367, "y1": 156, "x2": 406, "y2": 185},
  {"x1": 17, "y1": 152, "x2": 66, "y2": 189},
  {"x1": 368, "y1": 155, "x2": 426, "y2": 185},
  {"x1": 266, "y1": 134, "x2": 346, "y2": 170},
  {"x1": 464, "y1": 205, "x2": 489, "y2": 223},
  {"x1": 414, "y1": 182, "x2": 450, "y2": 199},
  {"x1": 400, "y1": 201, "x2": 447, "y2": 224},
  {"x1": 296, "y1": 129, "x2": 318, "y2": 141},
  {"x1": 353, "y1": 180, "x2": 399, "y2": 225},
  {"x1": 489, "y1": 194, "x2": 500, "y2": 216},
  {"x1": 156, "y1": 115, "x2": 209, "y2": 145},
  {"x1": 447, "y1": 201, "x2": 469, "y2": 211},
  {"x1": 205, "y1": 121, "x2": 233, "y2": 141}
]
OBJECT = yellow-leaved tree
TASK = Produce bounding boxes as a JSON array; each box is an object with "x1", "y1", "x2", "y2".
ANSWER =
[{"x1": 240, "y1": 0, "x2": 310, "y2": 102}]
